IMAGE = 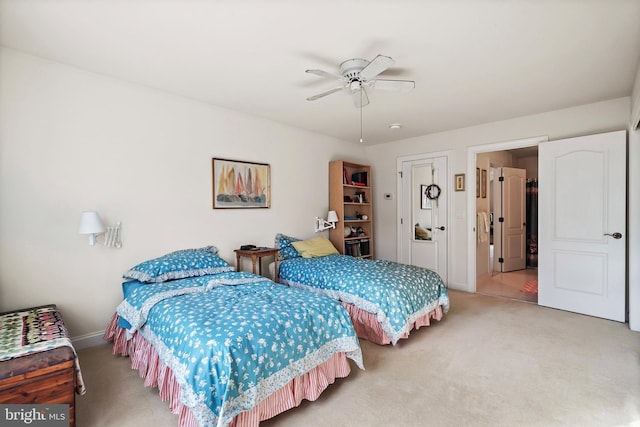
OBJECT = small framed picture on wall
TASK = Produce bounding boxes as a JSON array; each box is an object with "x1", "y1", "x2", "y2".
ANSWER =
[
  {"x1": 476, "y1": 168, "x2": 480, "y2": 198},
  {"x1": 455, "y1": 174, "x2": 465, "y2": 191},
  {"x1": 481, "y1": 169, "x2": 487, "y2": 198}
]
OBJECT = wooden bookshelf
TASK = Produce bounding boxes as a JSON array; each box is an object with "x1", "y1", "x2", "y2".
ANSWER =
[{"x1": 328, "y1": 160, "x2": 374, "y2": 259}]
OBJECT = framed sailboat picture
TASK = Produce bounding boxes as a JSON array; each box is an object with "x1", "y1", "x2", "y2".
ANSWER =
[{"x1": 212, "y1": 158, "x2": 271, "y2": 208}]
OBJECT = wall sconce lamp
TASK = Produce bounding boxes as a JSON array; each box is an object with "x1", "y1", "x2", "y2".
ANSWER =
[
  {"x1": 314, "y1": 210, "x2": 339, "y2": 232},
  {"x1": 78, "y1": 211, "x2": 122, "y2": 248}
]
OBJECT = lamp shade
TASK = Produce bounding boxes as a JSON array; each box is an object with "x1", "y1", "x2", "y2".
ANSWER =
[
  {"x1": 78, "y1": 211, "x2": 106, "y2": 234},
  {"x1": 327, "y1": 210, "x2": 339, "y2": 223}
]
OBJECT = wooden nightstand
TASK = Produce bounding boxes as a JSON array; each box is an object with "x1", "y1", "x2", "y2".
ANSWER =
[{"x1": 234, "y1": 247, "x2": 280, "y2": 282}]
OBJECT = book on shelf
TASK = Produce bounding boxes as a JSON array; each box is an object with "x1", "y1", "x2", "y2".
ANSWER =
[
  {"x1": 345, "y1": 240, "x2": 361, "y2": 257},
  {"x1": 343, "y1": 168, "x2": 351, "y2": 185},
  {"x1": 351, "y1": 172, "x2": 368, "y2": 186}
]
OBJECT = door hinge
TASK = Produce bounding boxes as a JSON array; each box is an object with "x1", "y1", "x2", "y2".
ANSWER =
[
  {"x1": 400, "y1": 218, "x2": 403, "y2": 224},
  {"x1": 399, "y1": 171, "x2": 403, "y2": 178},
  {"x1": 498, "y1": 217, "x2": 504, "y2": 222},
  {"x1": 498, "y1": 257, "x2": 504, "y2": 263},
  {"x1": 499, "y1": 176, "x2": 504, "y2": 182}
]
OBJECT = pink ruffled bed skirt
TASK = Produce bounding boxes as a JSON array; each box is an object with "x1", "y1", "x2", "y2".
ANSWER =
[
  {"x1": 341, "y1": 303, "x2": 444, "y2": 345},
  {"x1": 103, "y1": 314, "x2": 352, "y2": 427}
]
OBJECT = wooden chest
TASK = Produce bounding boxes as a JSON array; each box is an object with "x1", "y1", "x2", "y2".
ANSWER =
[{"x1": 0, "y1": 306, "x2": 77, "y2": 426}]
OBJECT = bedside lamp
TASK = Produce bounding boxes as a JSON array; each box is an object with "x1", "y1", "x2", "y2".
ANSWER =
[
  {"x1": 78, "y1": 211, "x2": 106, "y2": 246},
  {"x1": 78, "y1": 211, "x2": 122, "y2": 248},
  {"x1": 315, "y1": 210, "x2": 339, "y2": 232}
]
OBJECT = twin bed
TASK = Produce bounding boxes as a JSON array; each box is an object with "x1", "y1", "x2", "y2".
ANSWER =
[
  {"x1": 105, "y1": 240, "x2": 449, "y2": 426},
  {"x1": 104, "y1": 246, "x2": 363, "y2": 427},
  {"x1": 274, "y1": 234, "x2": 450, "y2": 345}
]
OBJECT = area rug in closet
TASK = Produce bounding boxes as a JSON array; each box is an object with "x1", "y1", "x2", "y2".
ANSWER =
[{"x1": 520, "y1": 280, "x2": 538, "y2": 294}]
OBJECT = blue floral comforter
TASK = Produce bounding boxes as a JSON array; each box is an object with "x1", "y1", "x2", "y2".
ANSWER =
[
  {"x1": 116, "y1": 271, "x2": 363, "y2": 427},
  {"x1": 279, "y1": 255, "x2": 450, "y2": 345}
]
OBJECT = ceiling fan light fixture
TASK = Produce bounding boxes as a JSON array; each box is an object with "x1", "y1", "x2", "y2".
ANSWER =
[{"x1": 340, "y1": 58, "x2": 369, "y2": 79}]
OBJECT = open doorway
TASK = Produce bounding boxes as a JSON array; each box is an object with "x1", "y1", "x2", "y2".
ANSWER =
[{"x1": 476, "y1": 147, "x2": 538, "y2": 303}]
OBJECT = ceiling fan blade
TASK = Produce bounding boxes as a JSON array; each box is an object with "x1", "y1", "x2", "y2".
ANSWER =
[
  {"x1": 368, "y1": 79, "x2": 415, "y2": 92},
  {"x1": 359, "y1": 54, "x2": 395, "y2": 80},
  {"x1": 352, "y1": 88, "x2": 369, "y2": 108},
  {"x1": 305, "y1": 69, "x2": 343, "y2": 80},
  {"x1": 306, "y1": 86, "x2": 345, "y2": 101}
]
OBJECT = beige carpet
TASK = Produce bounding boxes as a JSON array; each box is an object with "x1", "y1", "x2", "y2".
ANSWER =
[{"x1": 76, "y1": 290, "x2": 640, "y2": 427}]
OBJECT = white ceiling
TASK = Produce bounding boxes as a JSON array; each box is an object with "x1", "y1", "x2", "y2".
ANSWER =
[{"x1": 2, "y1": 0, "x2": 639, "y2": 145}]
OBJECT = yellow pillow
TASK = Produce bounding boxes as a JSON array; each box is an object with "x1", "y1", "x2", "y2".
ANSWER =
[{"x1": 291, "y1": 237, "x2": 339, "y2": 258}]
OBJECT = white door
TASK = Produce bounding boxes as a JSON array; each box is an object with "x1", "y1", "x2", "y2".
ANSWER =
[
  {"x1": 538, "y1": 130, "x2": 626, "y2": 321},
  {"x1": 399, "y1": 156, "x2": 448, "y2": 284},
  {"x1": 498, "y1": 167, "x2": 527, "y2": 272}
]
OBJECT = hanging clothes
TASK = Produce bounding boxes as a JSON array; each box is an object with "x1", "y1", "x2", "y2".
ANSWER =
[{"x1": 477, "y1": 211, "x2": 490, "y2": 243}]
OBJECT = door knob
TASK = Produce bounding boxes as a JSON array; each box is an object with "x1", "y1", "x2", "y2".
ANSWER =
[
  {"x1": 436, "y1": 226, "x2": 446, "y2": 231},
  {"x1": 604, "y1": 232, "x2": 622, "y2": 239}
]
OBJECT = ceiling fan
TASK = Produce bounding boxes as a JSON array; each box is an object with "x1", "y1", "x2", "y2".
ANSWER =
[{"x1": 305, "y1": 54, "x2": 415, "y2": 108}]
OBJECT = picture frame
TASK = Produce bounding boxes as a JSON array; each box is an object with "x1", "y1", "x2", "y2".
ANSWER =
[
  {"x1": 420, "y1": 184, "x2": 432, "y2": 209},
  {"x1": 455, "y1": 173, "x2": 465, "y2": 192},
  {"x1": 481, "y1": 169, "x2": 487, "y2": 198},
  {"x1": 212, "y1": 158, "x2": 270, "y2": 209},
  {"x1": 476, "y1": 168, "x2": 480, "y2": 198}
]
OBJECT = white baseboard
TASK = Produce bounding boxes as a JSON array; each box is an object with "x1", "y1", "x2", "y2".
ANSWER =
[{"x1": 71, "y1": 330, "x2": 109, "y2": 350}]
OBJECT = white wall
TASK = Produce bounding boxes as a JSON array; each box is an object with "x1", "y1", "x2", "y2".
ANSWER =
[
  {"x1": 630, "y1": 127, "x2": 639, "y2": 331},
  {"x1": 365, "y1": 97, "x2": 630, "y2": 292},
  {"x1": 0, "y1": 48, "x2": 365, "y2": 346},
  {"x1": 628, "y1": 63, "x2": 640, "y2": 331}
]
